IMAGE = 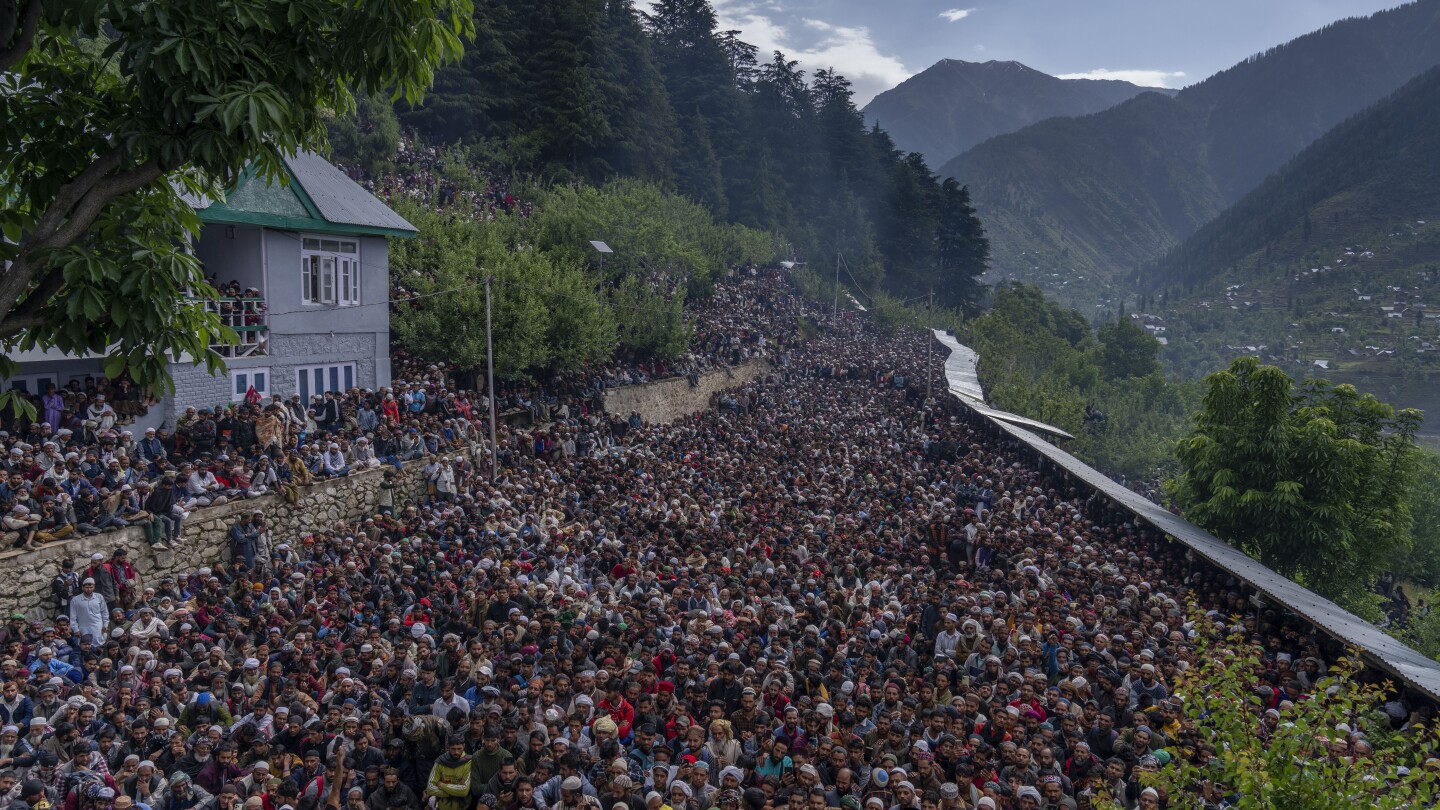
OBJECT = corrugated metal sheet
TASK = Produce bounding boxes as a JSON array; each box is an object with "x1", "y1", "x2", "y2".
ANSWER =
[
  {"x1": 938, "y1": 335, "x2": 1440, "y2": 702},
  {"x1": 179, "y1": 189, "x2": 214, "y2": 210},
  {"x1": 284, "y1": 151, "x2": 417, "y2": 235}
]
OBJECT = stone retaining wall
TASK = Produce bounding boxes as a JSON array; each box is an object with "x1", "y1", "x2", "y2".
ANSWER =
[
  {"x1": 603, "y1": 360, "x2": 773, "y2": 424},
  {"x1": 0, "y1": 457, "x2": 433, "y2": 619}
]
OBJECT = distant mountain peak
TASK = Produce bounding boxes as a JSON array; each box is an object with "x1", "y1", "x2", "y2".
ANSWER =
[
  {"x1": 930, "y1": 58, "x2": 1035, "y2": 72},
  {"x1": 862, "y1": 58, "x2": 1166, "y2": 167}
]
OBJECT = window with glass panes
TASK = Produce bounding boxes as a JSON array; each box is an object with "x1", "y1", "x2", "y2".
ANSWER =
[
  {"x1": 231, "y1": 368, "x2": 270, "y2": 401},
  {"x1": 295, "y1": 363, "x2": 356, "y2": 402},
  {"x1": 300, "y1": 236, "x2": 360, "y2": 306}
]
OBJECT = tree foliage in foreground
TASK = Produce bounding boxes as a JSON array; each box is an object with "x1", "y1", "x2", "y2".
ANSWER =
[
  {"x1": 1168, "y1": 357, "x2": 1420, "y2": 605},
  {"x1": 1391, "y1": 448, "x2": 1440, "y2": 591},
  {"x1": 1112, "y1": 617, "x2": 1440, "y2": 810},
  {"x1": 0, "y1": 0, "x2": 472, "y2": 412}
]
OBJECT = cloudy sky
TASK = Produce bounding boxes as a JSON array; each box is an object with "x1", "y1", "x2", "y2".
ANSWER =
[{"x1": 709, "y1": 0, "x2": 1408, "y2": 106}]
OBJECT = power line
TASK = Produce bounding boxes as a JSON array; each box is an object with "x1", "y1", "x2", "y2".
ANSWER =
[
  {"x1": 246, "y1": 230, "x2": 696, "y2": 321},
  {"x1": 257, "y1": 281, "x2": 486, "y2": 319},
  {"x1": 234, "y1": 226, "x2": 829, "y2": 323},
  {"x1": 840, "y1": 254, "x2": 874, "y2": 304}
]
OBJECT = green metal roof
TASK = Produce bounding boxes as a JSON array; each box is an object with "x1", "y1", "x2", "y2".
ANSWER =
[{"x1": 192, "y1": 152, "x2": 417, "y2": 238}]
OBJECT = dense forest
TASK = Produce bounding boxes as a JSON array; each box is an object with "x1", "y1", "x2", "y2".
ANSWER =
[{"x1": 387, "y1": 0, "x2": 989, "y2": 310}]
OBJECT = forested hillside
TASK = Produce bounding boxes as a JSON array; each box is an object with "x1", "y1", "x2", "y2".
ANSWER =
[
  {"x1": 1152, "y1": 66, "x2": 1440, "y2": 290},
  {"x1": 388, "y1": 0, "x2": 989, "y2": 309},
  {"x1": 947, "y1": 93, "x2": 1223, "y2": 284},
  {"x1": 939, "y1": 0, "x2": 1440, "y2": 285},
  {"x1": 862, "y1": 59, "x2": 1170, "y2": 169}
]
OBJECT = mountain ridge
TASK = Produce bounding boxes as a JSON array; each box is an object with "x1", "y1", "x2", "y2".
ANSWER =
[
  {"x1": 1151, "y1": 65, "x2": 1440, "y2": 291},
  {"x1": 861, "y1": 59, "x2": 1174, "y2": 169},
  {"x1": 938, "y1": 0, "x2": 1440, "y2": 286}
]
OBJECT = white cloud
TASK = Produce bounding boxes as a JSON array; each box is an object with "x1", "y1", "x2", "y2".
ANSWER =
[
  {"x1": 1053, "y1": 68, "x2": 1188, "y2": 88},
  {"x1": 973, "y1": 44, "x2": 986, "y2": 53},
  {"x1": 711, "y1": 0, "x2": 912, "y2": 106},
  {"x1": 939, "y1": 9, "x2": 976, "y2": 23}
]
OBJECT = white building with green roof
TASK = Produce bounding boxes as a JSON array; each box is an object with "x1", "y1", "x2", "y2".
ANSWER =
[{"x1": 6, "y1": 152, "x2": 416, "y2": 428}]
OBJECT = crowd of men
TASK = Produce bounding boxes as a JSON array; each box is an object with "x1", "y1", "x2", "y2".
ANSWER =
[
  {"x1": 0, "y1": 268, "x2": 1427, "y2": 810},
  {"x1": 0, "y1": 265, "x2": 794, "y2": 554},
  {"x1": 341, "y1": 141, "x2": 530, "y2": 224}
]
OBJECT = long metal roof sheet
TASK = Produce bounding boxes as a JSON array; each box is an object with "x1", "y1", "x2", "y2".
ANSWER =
[
  {"x1": 936, "y1": 332, "x2": 1440, "y2": 701},
  {"x1": 965, "y1": 399, "x2": 1076, "y2": 440},
  {"x1": 282, "y1": 151, "x2": 417, "y2": 235},
  {"x1": 933, "y1": 331, "x2": 985, "y2": 401}
]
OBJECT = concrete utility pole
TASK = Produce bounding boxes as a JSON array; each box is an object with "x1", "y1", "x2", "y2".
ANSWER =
[{"x1": 485, "y1": 275, "x2": 498, "y2": 483}]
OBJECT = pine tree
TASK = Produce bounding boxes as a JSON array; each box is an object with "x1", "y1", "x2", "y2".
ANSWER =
[
  {"x1": 647, "y1": 0, "x2": 752, "y2": 204},
  {"x1": 877, "y1": 153, "x2": 940, "y2": 292},
  {"x1": 521, "y1": 0, "x2": 610, "y2": 176},
  {"x1": 673, "y1": 112, "x2": 728, "y2": 218},
  {"x1": 934, "y1": 179, "x2": 990, "y2": 310},
  {"x1": 396, "y1": 1, "x2": 522, "y2": 144},
  {"x1": 593, "y1": 0, "x2": 679, "y2": 181},
  {"x1": 743, "y1": 52, "x2": 813, "y2": 225},
  {"x1": 717, "y1": 29, "x2": 759, "y2": 87},
  {"x1": 644, "y1": 0, "x2": 742, "y2": 134},
  {"x1": 730, "y1": 143, "x2": 789, "y2": 231}
]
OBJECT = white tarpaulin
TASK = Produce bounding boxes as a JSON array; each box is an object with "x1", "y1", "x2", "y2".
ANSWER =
[
  {"x1": 933, "y1": 330, "x2": 984, "y2": 401},
  {"x1": 933, "y1": 330, "x2": 1073, "y2": 439}
]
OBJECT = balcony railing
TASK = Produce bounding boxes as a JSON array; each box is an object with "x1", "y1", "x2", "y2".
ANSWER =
[{"x1": 204, "y1": 296, "x2": 268, "y2": 357}]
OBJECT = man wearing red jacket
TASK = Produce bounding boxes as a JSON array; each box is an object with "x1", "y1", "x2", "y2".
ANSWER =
[{"x1": 596, "y1": 679, "x2": 634, "y2": 741}]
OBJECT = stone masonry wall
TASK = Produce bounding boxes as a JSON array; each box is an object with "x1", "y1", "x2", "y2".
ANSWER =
[
  {"x1": 603, "y1": 359, "x2": 772, "y2": 425},
  {"x1": 266, "y1": 333, "x2": 381, "y2": 396},
  {"x1": 0, "y1": 455, "x2": 434, "y2": 619},
  {"x1": 165, "y1": 364, "x2": 236, "y2": 429}
]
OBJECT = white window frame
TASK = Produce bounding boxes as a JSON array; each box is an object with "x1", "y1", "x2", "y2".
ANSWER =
[
  {"x1": 295, "y1": 362, "x2": 357, "y2": 402},
  {"x1": 231, "y1": 367, "x2": 271, "y2": 402},
  {"x1": 300, "y1": 236, "x2": 360, "y2": 307}
]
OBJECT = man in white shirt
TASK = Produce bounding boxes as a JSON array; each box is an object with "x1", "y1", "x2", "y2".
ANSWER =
[
  {"x1": 68, "y1": 577, "x2": 108, "y2": 642},
  {"x1": 432, "y1": 677, "x2": 471, "y2": 719},
  {"x1": 128, "y1": 606, "x2": 168, "y2": 642},
  {"x1": 934, "y1": 614, "x2": 962, "y2": 661}
]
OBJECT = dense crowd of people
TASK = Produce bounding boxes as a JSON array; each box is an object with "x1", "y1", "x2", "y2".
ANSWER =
[
  {"x1": 0, "y1": 372, "x2": 495, "y2": 550},
  {"x1": 0, "y1": 263, "x2": 797, "y2": 554},
  {"x1": 0, "y1": 268, "x2": 1428, "y2": 810},
  {"x1": 340, "y1": 141, "x2": 531, "y2": 224}
]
